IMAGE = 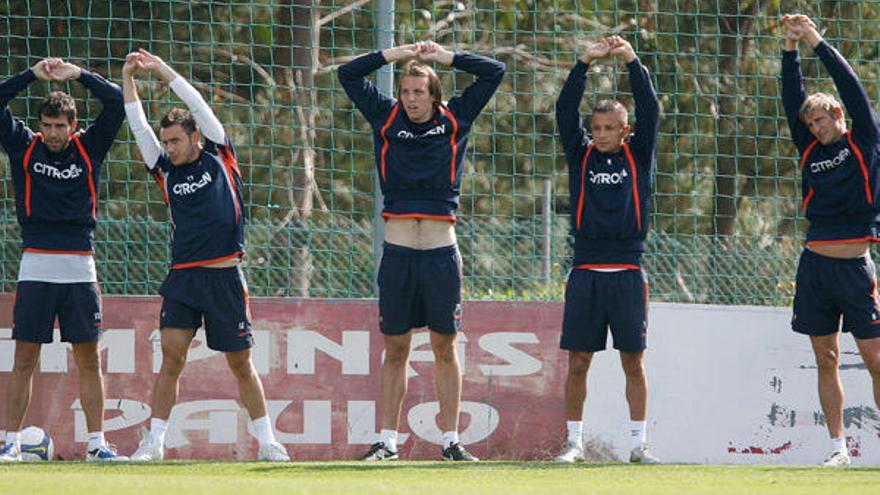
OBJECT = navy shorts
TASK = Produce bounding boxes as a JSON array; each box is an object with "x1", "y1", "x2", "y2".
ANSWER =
[
  {"x1": 560, "y1": 268, "x2": 649, "y2": 353},
  {"x1": 378, "y1": 243, "x2": 462, "y2": 335},
  {"x1": 12, "y1": 281, "x2": 102, "y2": 344},
  {"x1": 792, "y1": 249, "x2": 880, "y2": 339},
  {"x1": 159, "y1": 266, "x2": 254, "y2": 352}
]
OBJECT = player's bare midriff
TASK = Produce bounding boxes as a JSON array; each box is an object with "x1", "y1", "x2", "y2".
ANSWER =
[
  {"x1": 385, "y1": 217, "x2": 456, "y2": 249},
  {"x1": 808, "y1": 241, "x2": 870, "y2": 259}
]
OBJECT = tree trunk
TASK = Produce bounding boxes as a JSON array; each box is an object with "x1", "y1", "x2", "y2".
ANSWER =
[
  {"x1": 712, "y1": 1, "x2": 758, "y2": 238},
  {"x1": 275, "y1": 0, "x2": 321, "y2": 296}
]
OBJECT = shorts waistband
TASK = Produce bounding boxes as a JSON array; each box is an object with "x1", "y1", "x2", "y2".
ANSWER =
[
  {"x1": 169, "y1": 265, "x2": 242, "y2": 275},
  {"x1": 802, "y1": 248, "x2": 871, "y2": 265},
  {"x1": 383, "y1": 242, "x2": 458, "y2": 257}
]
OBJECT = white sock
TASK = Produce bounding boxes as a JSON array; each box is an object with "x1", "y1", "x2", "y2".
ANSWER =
[
  {"x1": 150, "y1": 417, "x2": 169, "y2": 445},
  {"x1": 5, "y1": 431, "x2": 20, "y2": 449},
  {"x1": 831, "y1": 437, "x2": 846, "y2": 453},
  {"x1": 87, "y1": 431, "x2": 105, "y2": 451},
  {"x1": 250, "y1": 415, "x2": 276, "y2": 445},
  {"x1": 442, "y1": 431, "x2": 459, "y2": 449},
  {"x1": 630, "y1": 420, "x2": 647, "y2": 450},
  {"x1": 566, "y1": 421, "x2": 583, "y2": 446},
  {"x1": 379, "y1": 429, "x2": 398, "y2": 452}
]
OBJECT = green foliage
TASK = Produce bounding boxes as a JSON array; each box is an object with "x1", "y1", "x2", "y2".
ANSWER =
[{"x1": 1, "y1": 1, "x2": 879, "y2": 304}]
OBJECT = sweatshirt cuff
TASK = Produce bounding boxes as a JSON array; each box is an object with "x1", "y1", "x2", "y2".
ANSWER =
[
  {"x1": 21, "y1": 68, "x2": 38, "y2": 84},
  {"x1": 813, "y1": 40, "x2": 831, "y2": 56}
]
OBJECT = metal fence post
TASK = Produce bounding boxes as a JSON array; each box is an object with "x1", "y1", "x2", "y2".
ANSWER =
[{"x1": 373, "y1": 0, "x2": 394, "y2": 296}]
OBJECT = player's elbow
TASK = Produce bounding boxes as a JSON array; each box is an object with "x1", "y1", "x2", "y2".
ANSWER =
[
  {"x1": 337, "y1": 63, "x2": 355, "y2": 84},
  {"x1": 489, "y1": 60, "x2": 506, "y2": 81}
]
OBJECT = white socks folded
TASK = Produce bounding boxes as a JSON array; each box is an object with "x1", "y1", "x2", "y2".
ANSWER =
[
  {"x1": 375, "y1": 430, "x2": 459, "y2": 451},
  {"x1": 630, "y1": 420, "x2": 647, "y2": 450},
  {"x1": 379, "y1": 429, "x2": 398, "y2": 452},
  {"x1": 148, "y1": 417, "x2": 169, "y2": 446},
  {"x1": 87, "y1": 431, "x2": 106, "y2": 452},
  {"x1": 567, "y1": 419, "x2": 647, "y2": 450},
  {"x1": 442, "y1": 431, "x2": 460, "y2": 449},
  {"x1": 250, "y1": 415, "x2": 277, "y2": 445},
  {"x1": 566, "y1": 421, "x2": 583, "y2": 446},
  {"x1": 147, "y1": 416, "x2": 277, "y2": 447}
]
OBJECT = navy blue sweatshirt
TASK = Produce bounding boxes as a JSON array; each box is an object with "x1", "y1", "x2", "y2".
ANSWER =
[
  {"x1": 782, "y1": 42, "x2": 880, "y2": 244},
  {"x1": 0, "y1": 68, "x2": 123, "y2": 253},
  {"x1": 338, "y1": 51, "x2": 505, "y2": 220},
  {"x1": 556, "y1": 59, "x2": 660, "y2": 267},
  {"x1": 150, "y1": 137, "x2": 245, "y2": 269}
]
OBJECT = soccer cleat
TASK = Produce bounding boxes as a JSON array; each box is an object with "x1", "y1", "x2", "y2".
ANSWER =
[
  {"x1": 441, "y1": 442, "x2": 479, "y2": 461},
  {"x1": 629, "y1": 444, "x2": 661, "y2": 464},
  {"x1": 554, "y1": 441, "x2": 585, "y2": 463},
  {"x1": 822, "y1": 450, "x2": 851, "y2": 466},
  {"x1": 258, "y1": 441, "x2": 290, "y2": 461},
  {"x1": 0, "y1": 443, "x2": 22, "y2": 462},
  {"x1": 360, "y1": 442, "x2": 398, "y2": 461},
  {"x1": 86, "y1": 444, "x2": 128, "y2": 462},
  {"x1": 130, "y1": 436, "x2": 164, "y2": 462}
]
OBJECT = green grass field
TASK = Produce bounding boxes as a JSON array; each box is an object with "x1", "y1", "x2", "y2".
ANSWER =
[{"x1": 1, "y1": 462, "x2": 879, "y2": 495}]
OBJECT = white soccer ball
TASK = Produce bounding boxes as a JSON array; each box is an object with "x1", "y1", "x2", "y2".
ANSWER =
[{"x1": 19, "y1": 426, "x2": 53, "y2": 461}]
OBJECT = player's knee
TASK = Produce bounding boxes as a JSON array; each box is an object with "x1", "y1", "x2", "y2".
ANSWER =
[
  {"x1": 814, "y1": 348, "x2": 839, "y2": 371},
  {"x1": 622, "y1": 361, "x2": 645, "y2": 379},
  {"x1": 620, "y1": 355, "x2": 645, "y2": 378},
  {"x1": 384, "y1": 344, "x2": 410, "y2": 365},
  {"x1": 226, "y1": 357, "x2": 256, "y2": 380},
  {"x1": 75, "y1": 354, "x2": 101, "y2": 374},
  {"x1": 430, "y1": 338, "x2": 457, "y2": 363},
  {"x1": 568, "y1": 352, "x2": 592, "y2": 374},
  {"x1": 12, "y1": 353, "x2": 39, "y2": 375},
  {"x1": 159, "y1": 352, "x2": 187, "y2": 376},
  {"x1": 432, "y1": 345, "x2": 457, "y2": 364}
]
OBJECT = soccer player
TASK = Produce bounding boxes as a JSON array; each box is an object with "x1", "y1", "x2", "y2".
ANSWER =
[
  {"x1": 781, "y1": 14, "x2": 880, "y2": 466},
  {"x1": 121, "y1": 50, "x2": 289, "y2": 462},
  {"x1": 0, "y1": 59, "x2": 126, "y2": 462},
  {"x1": 338, "y1": 41, "x2": 504, "y2": 461},
  {"x1": 553, "y1": 36, "x2": 661, "y2": 464}
]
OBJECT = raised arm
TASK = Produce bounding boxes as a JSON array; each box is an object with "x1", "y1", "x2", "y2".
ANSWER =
[
  {"x1": 780, "y1": 15, "x2": 813, "y2": 150},
  {"x1": 609, "y1": 36, "x2": 659, "y2": 165},
  {"x1": 48, "y1": 61, "x2": 125, "y2": 160},
  {"x1": 121, "y1": 52, "x2": 162, "y2": 169},
  {"x1": 337, "y1": 45, "x2": 418, "y2": 124},
  {"x1": 555, "y1": 40, "x2": 614, "y2": 160},
  {"x1": 419, "y1": 41, "x2": 505, "y2": 124},
  {"x1": 137, "y1": 49, "x2": 226, "y2": 145},
  {"x1": 809, "y1": 38, "x2": 879, "y2": 142},
  {"x1": 0, "y1": 61, "x2": 52, "y2": 153}
]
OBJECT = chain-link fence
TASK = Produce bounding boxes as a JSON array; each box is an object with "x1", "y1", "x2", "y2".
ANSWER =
[{"x1": 1, "y1": 1, "x2": 877, "y2": 305}]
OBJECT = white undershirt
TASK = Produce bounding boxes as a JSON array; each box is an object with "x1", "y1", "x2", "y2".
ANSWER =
[
  {"x1": 587, "y1": 268, "x2": 627, "y2": 273},
  {"x1": 18, "y1": 252, "x2": 97, "y2": 283}
]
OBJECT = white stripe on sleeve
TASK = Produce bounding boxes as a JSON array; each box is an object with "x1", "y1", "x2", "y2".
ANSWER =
[
  {"x1": 169, "y1": 77, "x2": 226, "y2": 144},
  {"x1": 124, "y1": 101, "x2": 162, "y2": 169}
]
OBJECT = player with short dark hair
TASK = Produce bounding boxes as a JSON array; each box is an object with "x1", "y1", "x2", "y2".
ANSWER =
[
  {"x1": 0, "y1": 58, "x2": 126, "y2": 462},
  {"x1": 339, "y1": 40, "x2": 504, "y2": 461},
  {"x1": 781, "y1": 14, "x2": 880, "y2": 466},
  {"x1": 554, "y1": 36, "x2": 661, "y2": 464},
  {"x1": 121, "y1": 49, "x2": 289, "y2": 462}
]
